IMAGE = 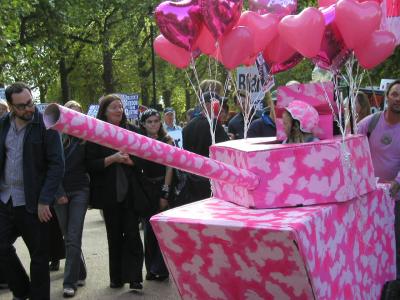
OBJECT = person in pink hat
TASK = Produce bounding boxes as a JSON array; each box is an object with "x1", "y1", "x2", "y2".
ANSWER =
[{"x1": 282, "y1": 100, "x2": 319, "y2": 144}]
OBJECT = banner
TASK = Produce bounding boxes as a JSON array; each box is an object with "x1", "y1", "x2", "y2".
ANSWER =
[
  {"x1": 36, "y1": 103, "x2": 49, "y2": 113},
  {"x1": 0, "y1": 88, "x2": 5, "y2": 101},
  {"x1": 117, "y1": 93, "x2": 139, "y2": 120},
  {"x1": 87, "y1": 104, "x2": 99, "y2": 118}
]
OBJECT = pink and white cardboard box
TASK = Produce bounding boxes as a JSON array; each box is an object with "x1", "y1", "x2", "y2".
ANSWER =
[
  {"x1": 151, "y1": 187, "x2": 395, "y2": 300},
  {"x1": 209, "y1": 135, "x2": 376, "y2": 209}
]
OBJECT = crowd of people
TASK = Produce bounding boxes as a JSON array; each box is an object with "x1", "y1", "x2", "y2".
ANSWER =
[{"x1": 0, "y1": 78, "x2": 399, "y2": 300}]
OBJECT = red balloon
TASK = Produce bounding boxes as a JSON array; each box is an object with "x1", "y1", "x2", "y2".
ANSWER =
[
  {"x1": 193, "y1": 26, "x2": 217, "y2": 55},
  {"x1": 219, "y1": 26, "x2": 253, "y2": 69},
  {"x1": 279, "y1": 7, "x2": 325, "y2": 58},
  {"x1": 236, "y1": 11, "x2": 280, "y2": 55},
  {"x1": 155, "y1": 0, "x2": 203, "y2": 51},
  {"x1": 154, "y1": 35, "x2": 191, "y2": 69},
  {"x1": 243, "y1": 54, "x2": 258, "y2": 66},
  {"x1": 354, "y1": 30, "x2": 396, "y2": 69},
  {"x1": 318, "y1": 0, "x2": 337, "y2": 7},
  {"x1": 201, "y1": 0, "x2": 243, "y2": 39},
  {"x1": 263, "y1": 34, "x2": 297, "y2": 63},
  {"x1": 335, "y1": 0, "x2": 382, "y2": 49}
]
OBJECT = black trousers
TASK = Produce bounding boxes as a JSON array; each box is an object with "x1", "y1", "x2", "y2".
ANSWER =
[
  {"x1": 0, "y1": 200, "x2": 50, "y2": 300},
  {"x1": 102, "y1": 201, "x2": 144, "y2": 284}
]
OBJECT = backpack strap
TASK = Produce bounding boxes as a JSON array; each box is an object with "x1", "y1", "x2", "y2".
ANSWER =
[{"x1": 367, "y1": 111, "x2": 382, "y2": 139}]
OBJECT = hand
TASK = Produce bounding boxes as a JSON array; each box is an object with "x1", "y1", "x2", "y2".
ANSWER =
[
  {"x1": 112, "y1": 152, "x2": 129, "y2": 164},
  {"x1": 390, "y1": 181, "x2": 400, "y2": 198},
  {"x1": 228, "y1": 133, "x2": 235, "y2": 140},
  {"x1": 159, "y1": 198, "x2": 169, "y2": 211},
  {"x1": 121, "y1": 155, "x2": 134, "y2": 166},
  {"x1": 38, "y1": 204, "x2": 52, "y2": 223},
  {"x1": 57, "y1": 196, "x2": 69, "y2": 205}
]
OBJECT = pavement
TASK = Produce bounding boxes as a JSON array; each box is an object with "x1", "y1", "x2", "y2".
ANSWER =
[{"x1": 0, "y1": 210, "x2": 180, "y2": 300}]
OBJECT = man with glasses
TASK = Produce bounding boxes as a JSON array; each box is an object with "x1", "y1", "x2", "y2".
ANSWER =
[{"x1": 0, "y1": 82, "x2": 64, "y2": 300}]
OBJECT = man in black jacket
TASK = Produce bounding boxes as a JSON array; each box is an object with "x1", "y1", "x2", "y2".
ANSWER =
[
  {"x1": 182, "y1": 91, "x2": 229, "y2": 203},
  {"x1": 0, "y1": 82, "x2": 64, "y2": 300}
]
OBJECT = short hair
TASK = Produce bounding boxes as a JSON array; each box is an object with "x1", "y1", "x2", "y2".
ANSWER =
[
  {"x1": 5, "y1": 82, "x2": 31, "y2": 104},
  {"x1": 64, "y1": 100, "x2": 82, "y2": 111},
  {"x1": 199, "y1": 80, "x2": 223, "y2": 95},
  {"x1": 386, "y1": 79, "x2": 400, "y2": 97},
  {"x1": 97, "y1": 94, "x2": 128, "y2": 127}
]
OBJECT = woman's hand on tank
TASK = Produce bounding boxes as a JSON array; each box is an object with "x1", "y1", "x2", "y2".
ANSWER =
[{"x1": 159, "y1": 198, "x2": 169, "y2": 211}]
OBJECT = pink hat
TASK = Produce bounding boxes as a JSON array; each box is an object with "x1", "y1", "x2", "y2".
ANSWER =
[{"x1": 285, "y1": 100, "x2": 319, "y2": 133}]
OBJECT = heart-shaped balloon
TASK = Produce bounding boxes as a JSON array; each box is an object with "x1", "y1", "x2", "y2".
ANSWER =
[
  {"x1": 335, "y1": 0, "x2": 382, "y2": 49},
  {"x1": 249, "y1": 0, "x2": 297, "y2": 16},
  {"x1": 312, "y1": 4, "x2": 351, "y2": 71},
  {"x1": 219, "y1": 26, "x2": 253, "y2": 69},
  {"x1": 154, "y1": 35, "x2": 192, "y2": 69},
  {"x1": 193, "y1": 25, "x2": 217, "y2": 55},
  {"x1": 354, "y1": 30, "x2": 396, "y2": 69},
  {"x1": 155, "y1": 0, "x2": 203, "y2": 51},
  {"x1": 201, "y1": 0, "x2": 243, "y2": 39},
  {"x1": 279, "y1": 7, "x2": 325, "y2": 58},
  {"x1": 236, "y1": 11, "x2": 279, "y2": 55},
  {"x1": 266, "y1": 53, "x2": 303, "y2": 74},
  {"x1": 263, "y1": 34, "x2": 297, "y2": 63}
]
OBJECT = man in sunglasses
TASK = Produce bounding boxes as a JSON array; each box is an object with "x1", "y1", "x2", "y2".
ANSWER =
[{"x1": 0, "y1": 82, "x2": 64, "y2": 300}]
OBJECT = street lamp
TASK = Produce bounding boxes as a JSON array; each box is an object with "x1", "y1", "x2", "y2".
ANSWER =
[{"x1": 149, "y1": 6, "x2": 157, "y2": 108}]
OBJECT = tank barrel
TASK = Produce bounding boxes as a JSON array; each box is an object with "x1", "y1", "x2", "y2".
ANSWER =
[{"x1": 43, "y1": 104, "x2": 260, "y2": 190}]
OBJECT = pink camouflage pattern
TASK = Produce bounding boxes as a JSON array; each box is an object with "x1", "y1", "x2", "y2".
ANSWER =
[
  {"x1": 43, "y1": 104, "x2": 259, "y2": 189},
  {"x1": 276, "y1": 82, "x2": 335, "y2": 141},
  {"x1": 210, "y1": 135, "x2": 376, "y2": 208},
  {"x1": 151, "y1": 186, "x2": 395, "y2": 300}
]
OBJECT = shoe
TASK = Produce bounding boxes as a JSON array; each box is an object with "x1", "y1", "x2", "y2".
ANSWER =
[
  {"x1": 129, "y1": 282, "x2": 143, "y2": 290},
  {"x1": 145, "y1": 272, "x2": 168, "y2": 281},
  {"x1": 109, "y1": 282, "x2": 124, "y2": 288},
  {"x1": 63, "y1": 287, "x2": 75, "y2": 298},
  {"x1": 49, "y1": 260, "x2": 60, "y2": 271},
  {"x1": 77, "y1": 279, "x2": 85, "y2": 287}
]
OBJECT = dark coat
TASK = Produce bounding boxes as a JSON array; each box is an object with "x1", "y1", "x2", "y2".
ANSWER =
[
  {"x1": 0, "y1": 108, "x2": 65, "y2": 213},
  {"x1": 86, "y1": 124, "x2": 141, "y2": 209}
]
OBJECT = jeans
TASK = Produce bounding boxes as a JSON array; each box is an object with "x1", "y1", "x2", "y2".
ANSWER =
[
  {"x1": 54, "y1": 188, "x2": 89, "y2": 290},
  {"x1": 0, "y1": 200, "x2": 50, "y2": 300}
]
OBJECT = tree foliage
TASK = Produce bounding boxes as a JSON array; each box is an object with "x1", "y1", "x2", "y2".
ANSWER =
[{"x1": 0, "y1": 0, "x2": 398, "y2": 119}]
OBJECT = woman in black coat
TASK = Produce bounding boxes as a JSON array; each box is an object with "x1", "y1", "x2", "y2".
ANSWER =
[{"x1": 86, "y1": 95, "x2": 143, "y2": 290}]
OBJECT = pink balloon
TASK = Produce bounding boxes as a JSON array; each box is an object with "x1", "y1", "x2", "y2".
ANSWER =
[
  {"x1": 318, "y1": 0, "x2": 337, "y2": 7},
  {"x1": 249, "y1": 0, "x2": 297, "y2": 16},
  {"x1": 263, "y1": 34, "x2": 297, "y2": 63},
  {"x1": 219, "y1": 26, "x2": 253, "y2": 69},
  {"x1": 279, "y1": 7, "x2": 325, "y2": 58},
  {"x1": 193, "y1": 26, "x2": 217, "y2": 55},
  {"x1": 154, "y1": 35, "x2": 191, "y2": 69},
  {"x1": 267, "y1": 53, "x2": 303, "y2": 74},
  {"x1": 335, "y1": 0, "x2": 382, "y2": 49},
  {"x1": 155, "y1": 0, "x2": 202, "y2": 51},
  {"x1": 236, "y1": 11, "x2": 280, "y2": 55},
  {"x1": 201, "y1": 0, "x2": 243, "y2": 39},
  {"x1": 243, "y1": 54, "x2": 258, "y2": 66},
  {"x1": 312, "y1": 5, "x2": 351, "y2": 71},
  {"x1": 354, "y1": 30, "x2": 396, "y2": 69}
]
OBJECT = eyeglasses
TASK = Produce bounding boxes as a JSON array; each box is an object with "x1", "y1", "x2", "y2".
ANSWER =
[
  {"x1": 13, "y1": 100, "x2": 35, "y2": 111},
  {"x1": 145, "y1": 119, "x2": 160, "y2": 124}
]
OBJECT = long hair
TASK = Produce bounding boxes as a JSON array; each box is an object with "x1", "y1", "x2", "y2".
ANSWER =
[
  {"x1": 140, "y1": 109, "x2": 171, "y2": 143},
  {"x1": 355, "y1": 92, "x2": 371, "y2": 123},
  {"x1": 287, "y1": 118, "x2": 305, "y2": 143},
  {"x1": 97, "y1": 94, "x2": 128, "y2": 127}
]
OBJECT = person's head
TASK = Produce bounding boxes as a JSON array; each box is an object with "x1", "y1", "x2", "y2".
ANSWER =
[
  {"x1": 0, "y1": 100, "x2": 9, "y2": 118},
  {"x1": 355, "y1": 92, "x2": 371, "y2": 122},
  {"x1": 5, "y1": 82, "x2": 35, "y2": 122},
  {"x1": 386, "y1": 79, "x2": 400, "y2": 114},
  {"x1": 219, "y1": 101, "x2": 229, "y2": 124},
  {"x1": 163, "y1": 107, "x2": 175, "y2": 127},
  {"x1": 186, "y1": 108, "x2": 194, "y2": 122},
  {"x1": 283, "y1": 100, "x2": 319, "y2": 143},
  {"x1": 201, "y1": 91, "x2": 222, "y2": 116},
  {"x1": 199, "y1": 79, "x2": 223, "y2": 96},
  {"x1": 97, "y1": 94, "x2": 127, "y2": 126},
  {"x1": 140, "y1": 108, "x2": 167, "y2": 138},
  {"x1": 65, "y1": 100, "x2": 83, "y2": 113},
  {"x1": 233, "y1": 90, "x2": 249, "y2": 112}
]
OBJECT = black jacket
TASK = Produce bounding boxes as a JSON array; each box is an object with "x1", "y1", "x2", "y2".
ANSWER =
[
  {"x1": 183, "y1": 115, "x2": 229, "y2": 157},
  {"x1": 0, "y1": 108, "x2": 64, "y2": 213}
]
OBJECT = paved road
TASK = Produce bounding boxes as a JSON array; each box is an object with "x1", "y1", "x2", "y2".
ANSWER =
[{"x1": 0, "y1": 210, "x2": 180, "y2": 300}]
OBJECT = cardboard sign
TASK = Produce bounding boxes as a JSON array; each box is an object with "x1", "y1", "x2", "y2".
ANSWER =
[
  {"x1": 0, "y1": 88, "x2": 5, "y2": 101},
  {"x1": 168, "y1": 129, "x2": 183, "y2": 148},
  {"x1": 36, "y1": 103, "x2": 49, "y2": 113},
  {"x1": 117, "y1": 93, "x2": 139, "y2": 120},
  {"x1": 87, "y1": 104, "x2": 99, "y2": 118}
]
